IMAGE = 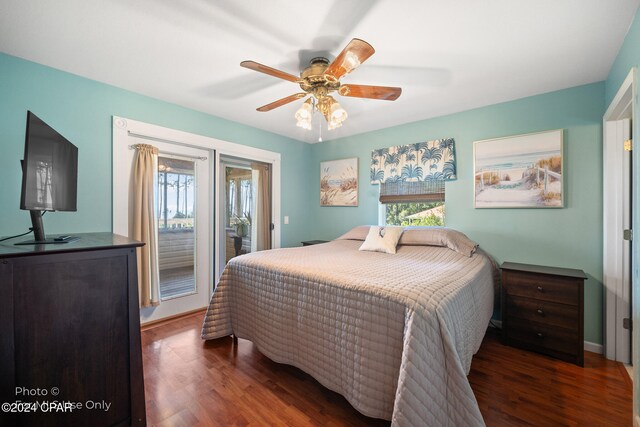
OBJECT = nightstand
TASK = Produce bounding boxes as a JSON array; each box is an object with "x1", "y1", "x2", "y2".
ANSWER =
[
  {"x1": 501, "y1": 261, "x2": 587, "y2": 366},
  {"x1": 301, "y1": 240, "x2": 329, "y2": 246}
]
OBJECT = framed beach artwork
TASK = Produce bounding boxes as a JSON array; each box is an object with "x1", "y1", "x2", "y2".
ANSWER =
[
  {"x1": 474, "y1": 129, "x2": 563, "y2": 208},
  {"x1": 320, "y1": 157, "x2": 358, "y2": 206}
]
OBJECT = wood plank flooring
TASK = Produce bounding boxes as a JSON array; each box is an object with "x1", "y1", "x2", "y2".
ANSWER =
[
  {"x1": 141, "y1": 312, "x2": 632, "y2": 426},
  {"x1": 468, "y1": 332, "x2": 632, "y2": 426}
]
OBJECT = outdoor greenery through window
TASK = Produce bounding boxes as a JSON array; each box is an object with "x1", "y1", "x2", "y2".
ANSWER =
[{"x1": 385, "y1": 201, "x2": 445, "y2": 226}]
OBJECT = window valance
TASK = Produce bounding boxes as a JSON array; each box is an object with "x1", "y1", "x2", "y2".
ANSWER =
[{"x1": 370, "y1": 138, "x2": 457, "y2": 184}]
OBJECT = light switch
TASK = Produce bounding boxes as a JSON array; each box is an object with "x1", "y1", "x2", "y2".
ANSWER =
[{"x1": 284, "y1": 216, "x2": 289, "y2": 225}]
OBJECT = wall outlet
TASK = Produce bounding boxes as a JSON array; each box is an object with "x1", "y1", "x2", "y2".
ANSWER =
[{"x1": 284, "y1": 216, "x2": 289, "y2": 225}]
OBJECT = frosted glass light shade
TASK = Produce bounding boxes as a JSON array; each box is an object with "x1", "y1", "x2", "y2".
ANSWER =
[
  {"x1": 295, "y1": 101, "x2": 313, "y2": 121},
  {"x1": 330, "y1": 102, "x2": 347, "y2": 123}
]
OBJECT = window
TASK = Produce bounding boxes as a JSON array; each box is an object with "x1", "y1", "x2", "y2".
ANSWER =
[
  {"x1": 157, "y1": 157, "x2": 195, "y2": 230},
  {"x1": 384, "y1": 201, "x2": 445, "y2": 226},
  {"x1": 379, "y1": 180, "x2": 445, "y2": 226}
]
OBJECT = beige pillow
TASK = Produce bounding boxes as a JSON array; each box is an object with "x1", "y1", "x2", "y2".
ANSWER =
[
  {"x1": 358, "y1": 226, "x2": 404, "y2": 254},
  {"x1": 399, "y1": 226, "x2": 478, "y2": 257},
  {"x1": 335, "y1": 225, "x2": 371, "y2": 241}
]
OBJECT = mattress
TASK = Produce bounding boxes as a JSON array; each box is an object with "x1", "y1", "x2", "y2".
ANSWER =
[{"x1": 202, "y1": 238, "x2": 494, "y2": 426}]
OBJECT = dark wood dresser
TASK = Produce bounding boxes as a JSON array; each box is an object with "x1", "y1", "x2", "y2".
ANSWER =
[
  {"x1": 501, "y1": 261, "x2": 587, "y2": 366},
  {"x1": 0, "y1": 233, "x2": 146, "y2": 426}
]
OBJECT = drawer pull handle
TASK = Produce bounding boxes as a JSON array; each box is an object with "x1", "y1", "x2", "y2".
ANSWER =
[
  {"x1": 536, "y1": 285, "x2": 544, "y2": 292},
  {"x1": 536, "y1": 308, "x2": 544, "y2": 315},
  {"x1": 536, "y1": 332, "x2": 544, "y2": 338}
]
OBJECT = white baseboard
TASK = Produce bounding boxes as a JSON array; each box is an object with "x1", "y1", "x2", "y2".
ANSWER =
[{"x1": 584, "y1": 341, "x2": 603, "y2": 354}]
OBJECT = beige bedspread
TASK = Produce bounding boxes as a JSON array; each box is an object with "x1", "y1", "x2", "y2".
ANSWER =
[{"x1": 201, "y1": 239, "x2": 494, "y2": 426}]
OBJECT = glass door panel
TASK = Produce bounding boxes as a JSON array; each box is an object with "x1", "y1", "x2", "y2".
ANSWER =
[
  {"x1": 217, "y1": 156, "x2": 272, "y2": 282},
  {"x1": 224, "y1": 165, "x2": 254, "y2": 264},
  {"x1": 133, "y1": 136, "x2": 211, "y2": 324},
  {"x1": 157, "y1": 156, "x2": 196, "y2": 300}
]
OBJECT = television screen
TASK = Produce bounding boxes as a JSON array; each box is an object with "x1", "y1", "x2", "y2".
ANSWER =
[{"x1": 20, "y1": 111, "x2": 78, "y2": 212}]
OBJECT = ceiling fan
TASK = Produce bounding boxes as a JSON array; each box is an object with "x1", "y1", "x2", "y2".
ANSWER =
[{"x1": 241, "y1": 38, "x2": 402, "y2": 132}]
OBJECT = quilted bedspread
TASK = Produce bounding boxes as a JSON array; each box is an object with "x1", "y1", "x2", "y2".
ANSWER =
[{"x1": 201, "y1": 239, "x2": 494, "y2": 426}]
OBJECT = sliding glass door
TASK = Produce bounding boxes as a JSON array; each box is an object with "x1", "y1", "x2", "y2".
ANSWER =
[
  {"x1": 218, "y1": 156, "x2": 272, "y2": 273},
  {"x1": 135, "y1": 138, "x2": 212, "y2": 323},
  {"x1": 112, "y1": 116, "x2": 282, "y2": 325},
  {"x1": 157, "y1": 155, "x2": 197, "y2": 300}
]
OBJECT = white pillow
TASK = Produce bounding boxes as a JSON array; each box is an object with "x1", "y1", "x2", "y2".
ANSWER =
[{"x1": 358, "y1": 226, "x2": 404, "y2": 254}]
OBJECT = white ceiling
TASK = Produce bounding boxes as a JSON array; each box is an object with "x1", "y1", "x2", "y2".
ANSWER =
[{"x1": 1, "y1": 0, "x2": 638, "y2": 143}]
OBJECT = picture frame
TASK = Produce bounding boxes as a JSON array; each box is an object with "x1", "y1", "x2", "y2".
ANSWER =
[
  {"x1": 473, "y1": 129, "x2": 563, "y2": 208},
  {"x1": 320, "y1": 157, "x2": 358, "y2": 206}
]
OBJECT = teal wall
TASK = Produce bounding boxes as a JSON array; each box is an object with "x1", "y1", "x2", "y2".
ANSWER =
[
  {"x1": 605, "y1": 6, "x2": 640, "y2": 414},
  {"x1": 310, "y1": 83, "x2": 606, "y2": 344},
  {"x1": 0, "y1": 53, "x2": 312, "y2": 248},
  {"x1": 0, "y1": 51, "x2": 615, "y2": 345}
]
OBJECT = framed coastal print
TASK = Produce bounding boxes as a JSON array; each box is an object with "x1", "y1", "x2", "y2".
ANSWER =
[
  {"x1": 474, "y1": 129, "x2": 563, "y2": 208},
  {"x1": 320, "y1": 157, "x2": 358, "y2": 206}
]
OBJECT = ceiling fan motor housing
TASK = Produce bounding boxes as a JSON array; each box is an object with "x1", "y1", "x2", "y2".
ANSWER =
[
  {"x1": 242, "y1": 38, "x2": 401, "y2": 117},
  {"x1": 300, "y1": 57, "x2": 340, "y2": 95}
]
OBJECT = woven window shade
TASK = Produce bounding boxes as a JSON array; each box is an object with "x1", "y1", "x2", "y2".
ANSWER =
[{"x1": 379, "y1": 180, "x2": 445, "y2": 203}]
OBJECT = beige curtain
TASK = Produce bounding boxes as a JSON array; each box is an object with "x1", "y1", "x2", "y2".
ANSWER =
[
  {"x1": 131, "y1": 144, "x2": 160, "y2": 307},
  {"x1": 251, "y1": 162, "x2": 272, "y2": 251}
]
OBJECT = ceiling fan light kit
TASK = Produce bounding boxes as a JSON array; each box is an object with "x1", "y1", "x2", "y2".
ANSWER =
[
  {"x1": 241, "y1": 38, "x2": 402, "y2": 139},
  {"x1": 295, "y1": 98, "x2": 314, "y2": 130}
]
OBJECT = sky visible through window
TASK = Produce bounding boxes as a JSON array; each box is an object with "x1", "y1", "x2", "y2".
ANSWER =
[{"x1": 158, "y1": 171, "x2": 195, "y2": 228}]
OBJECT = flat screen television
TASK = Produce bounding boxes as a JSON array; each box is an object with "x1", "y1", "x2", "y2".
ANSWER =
[{"x1": 17, "y1": 111, "x2": 79, "y2": 244}]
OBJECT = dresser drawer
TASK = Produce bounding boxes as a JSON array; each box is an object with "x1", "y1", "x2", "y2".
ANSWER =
[
  {"x1": 506, "y1": 295, "x2": 579, "y2": 331},
  {"x1": 506, "y1": 318, "x2": 578, "y2": 356},
  {"x1": 503, "y1": 270, "x2": 580, "y2": 306}
]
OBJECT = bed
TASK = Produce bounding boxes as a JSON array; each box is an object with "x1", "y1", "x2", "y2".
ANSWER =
[{"x1": 202, "y1": 226, "x2": 496, "y2": 426}]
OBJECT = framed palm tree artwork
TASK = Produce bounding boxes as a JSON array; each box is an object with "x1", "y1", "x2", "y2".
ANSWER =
[
  {"x1": 320, "y1": 157, "x2": 358, "y2": 206},
  {"x1": 370, "y1": 138, "x2": 457, "y2": 184}
]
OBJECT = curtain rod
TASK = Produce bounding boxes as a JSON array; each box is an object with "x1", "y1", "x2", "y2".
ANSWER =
[
  {"x1": 220, "y1": 154, "x2": 270, "y2": 168},
  {"x1": 127, "y1": 131, "x2": 208, "y2": 160},
  {"x1": 128, "y1": 145, "x2": 207, "y2": 161}
]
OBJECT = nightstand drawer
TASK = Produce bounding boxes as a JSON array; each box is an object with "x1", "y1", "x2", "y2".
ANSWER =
[
  {"x1": 506, "y1": 318, "x2": 578, "y2": 356},
  {"x1": 506, "y1": 295, "x2": 579, "y2": 331},
  {"x1": 503, "y1": 270, "x2": 580, "y2": 306}
]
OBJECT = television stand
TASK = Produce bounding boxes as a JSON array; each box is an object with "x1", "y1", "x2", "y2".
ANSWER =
[
  {"x1": 0, "y1": 233, "x2": 146, "y2": 426},
  {"x1": 14, "y1": 235, "x2": 80, "y2": 245}
]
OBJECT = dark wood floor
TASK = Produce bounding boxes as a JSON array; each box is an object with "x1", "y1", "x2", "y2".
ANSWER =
[{"x1": 141, "y1": 312, "x2": 632, "y2": 426}]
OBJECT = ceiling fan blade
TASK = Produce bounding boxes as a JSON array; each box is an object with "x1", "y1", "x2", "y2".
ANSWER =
[
  {"x1": 324, "y1": 38, "x2": 375, "y2": 79},
  {"x1": 256, "y1": 93, "x2": 307, "y2": 112},
  {"x1": 240, "y1": 60, "x2": 300, "y2": 83},
  {"x1": 339, "y1": 84, "x2": 402, "y2": 101}
]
